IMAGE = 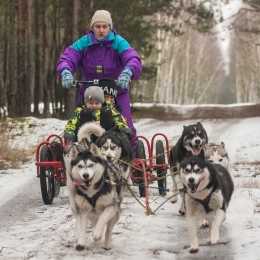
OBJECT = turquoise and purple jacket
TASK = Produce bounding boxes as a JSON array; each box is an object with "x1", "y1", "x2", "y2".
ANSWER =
[{"x1": 57, "y1": 29, "x2": 142, "y2": 103}]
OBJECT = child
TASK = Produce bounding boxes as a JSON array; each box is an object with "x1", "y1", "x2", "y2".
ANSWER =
[{"x1": 64, "y1": 78, "x2": 132, "y2": 143}]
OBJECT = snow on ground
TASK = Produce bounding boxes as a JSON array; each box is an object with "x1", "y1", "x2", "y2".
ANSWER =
[{"x1": 0, "y1": 115, "x2": 259, "y2": 259}]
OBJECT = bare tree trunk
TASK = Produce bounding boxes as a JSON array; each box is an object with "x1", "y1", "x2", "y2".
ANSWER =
[
  {"x1": 153, "y1": 13, "x2": 162, "y2": 103},
  {"x1": 33, "y1": 2, "x2": 40, "y2": 116},
  {"x1": 27, "y1": 0, "x2": 33, "y2": 115},
  {"x1": 183, "y1": 37, "x2": 190, "y2": 103},
  {"x1": 42, "y1": 2, "x2": 51, "y2": 118},
  {"x1": 65, "y1": 0, "x2": 79, "y2": 117},
  {"x1": 17, "y1": 0, "x2": 29, "y2": 116},
  {"x1": 197, "y1": 61, "x2": 223, "y2": 104}
]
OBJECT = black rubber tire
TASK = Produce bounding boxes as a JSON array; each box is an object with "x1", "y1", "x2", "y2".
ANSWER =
[
  {"x1": 52, "y1": 142, "x2": 63, "y2": 197},
  {"x1": 40, "y1": 145, "x2": 55, "y2": 205},
  {"x1": 135, "y1": 140, "x2": 146, "y2": 197},
  {"x1": 156, "y1": 140, "x2": 167, "y2": 196}
]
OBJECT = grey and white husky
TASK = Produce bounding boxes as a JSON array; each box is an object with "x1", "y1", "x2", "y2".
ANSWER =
[
  {"x1": 64, "y1": 123, "x2": 125, "y2": 251},
  {"x1": 179, "y1": 150, "x2": 234, "y2": 254},
  {"x1": 205, "y1": 142, "x2": 231, "y2": 171},
  {"x1": 200, "y1": 142, "x2": 231, "y2": 228},
  {"x1": 96, "y1": 128, "x2": 133, "y2": 182}
]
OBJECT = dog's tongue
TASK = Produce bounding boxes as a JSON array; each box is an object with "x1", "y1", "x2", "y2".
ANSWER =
[
  {"x1": 73, "y1": 178, "x2": 88, "y2": 186},
  {"x1": 193, "y1": 145, "x2": 201, "y2": 154},
  {"x1": 199, "y1": 172, "x2": 209, "y2": 182}
]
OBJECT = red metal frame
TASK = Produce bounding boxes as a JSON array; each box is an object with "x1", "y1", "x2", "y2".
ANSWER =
[
  {"x1": 35, "y1": 133, "x2": 170, "y2": 209},
  {"x1": 131, "y1": 134, "x2": 170, "y2": 210},
  {"x1": 35, "y1": 134, "x2": 66, "y2": 185}
]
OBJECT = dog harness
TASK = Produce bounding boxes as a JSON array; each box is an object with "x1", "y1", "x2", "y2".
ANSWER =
[
  {"x1": 76, "y1": 183, "x2": 105, "y2": 210},
  {"x1": 196, "y1": 194, "x2": 213, "y2": 213}
]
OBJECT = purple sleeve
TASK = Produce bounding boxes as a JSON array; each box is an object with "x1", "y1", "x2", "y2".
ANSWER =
[
  {"x1": 120, "y1": 48, "x2": 142, "y2": 79},
  {"x1": 57, "y1": 46, "x2": 83, "y2": 77}
]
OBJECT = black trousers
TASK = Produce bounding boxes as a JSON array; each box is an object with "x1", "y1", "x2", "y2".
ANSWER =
[{"x1": 78, "y1": 107, "x2": 114, "y2": 132}]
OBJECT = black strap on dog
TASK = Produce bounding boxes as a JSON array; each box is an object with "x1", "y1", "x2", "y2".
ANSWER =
[{"x1": 77, "y1": 181, "x2": 105, "y2": 210}]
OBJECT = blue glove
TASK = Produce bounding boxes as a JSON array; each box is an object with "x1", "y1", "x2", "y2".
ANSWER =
[
  {"x1": 61, "y1": 69, "x2": 74, "y2": 89},
  {"x1": 117, "y1": 68, "x2": 133, "y2": 89}
]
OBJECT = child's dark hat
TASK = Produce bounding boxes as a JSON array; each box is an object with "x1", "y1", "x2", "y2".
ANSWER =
[{"x1": 99, "y1": 78, "x2": 117, "y2": 98}]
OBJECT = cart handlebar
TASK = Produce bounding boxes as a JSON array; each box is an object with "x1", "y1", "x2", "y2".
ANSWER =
[{"x1": 73, "y1": 79, "x2": 118, "y2": 88}]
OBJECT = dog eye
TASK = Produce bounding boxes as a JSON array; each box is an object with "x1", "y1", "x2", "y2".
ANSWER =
[
  {"x1": 88, "y1": 163, "x2": 95, "y2": 168},
  {"x1": 184, "y1": 168, "x2": 190, "y2": 173},
  {"x1": 111, "y1": 145, "x2": 116, "y2": 150},
  {"x1": 78, "y1": 165, "x2": 83, "y2": 169},
  {"x1": 209, "y1": 160, "x2": 213, "y2": 163},
  {"x1": 102, "y1": 145, "x2": 108, "y2": 150},
  {"x1": 219, "y1": 159, "x2": 223, "y2": 162},
  {"x1": 195, "y1": 168, "x2": 201, "y2": 173}
]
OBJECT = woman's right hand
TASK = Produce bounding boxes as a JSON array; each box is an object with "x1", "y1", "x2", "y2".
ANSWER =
[{"x1": 61, "y1": 69, "x2": 74, "y2": 89}]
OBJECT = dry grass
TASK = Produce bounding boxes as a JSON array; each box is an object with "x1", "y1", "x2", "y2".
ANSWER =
[
  {"x1": 233, "y1": 161, "x2": 260, "y2": 166},
  {"x1": 0, "y1": 119, "x2": 36, "y2": 170},
  {"x1": 235, "y1": 179, "x2": 260, "y2": 189}
]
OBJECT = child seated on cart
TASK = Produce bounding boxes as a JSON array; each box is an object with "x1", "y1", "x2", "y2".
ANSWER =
[{"x1": 64, "y1": 78, "x2": 133, "y2": 143}]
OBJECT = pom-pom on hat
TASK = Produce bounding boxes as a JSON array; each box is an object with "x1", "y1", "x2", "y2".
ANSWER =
[
  {"x1": 91, "y1": 10, "x2": 113, "y2": 28},
  {"x1": 99, "y1": 78, "x2": 117, "y2": 98},
  {"x1": 84, "y1": 86, "x2": 104, "y2": 104}
]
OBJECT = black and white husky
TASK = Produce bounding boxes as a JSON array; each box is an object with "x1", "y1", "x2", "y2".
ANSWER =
[
  {"x1": 169, "y1": 122, "x2": 208, "y2": 214},
  {"x1": 63, "y1": 123, "x2": 127, "y2": 251},
  {"x1": 179, "y1": 150, "x2": 234, "y2": 254},
  {"x1": 96, "y1": 128, "x2": 134, "y2": 183}
]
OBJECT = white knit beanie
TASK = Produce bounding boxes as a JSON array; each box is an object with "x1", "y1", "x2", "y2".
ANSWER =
[
  {"x1": 91, "y1": 10, "x2": 113, "y2": 28},
  {"x1": 84, "y1": 86, "x2": 104, "y2": 104}
]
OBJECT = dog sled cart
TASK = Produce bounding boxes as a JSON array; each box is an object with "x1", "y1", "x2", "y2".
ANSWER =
[
  {"x1": 35, "y1": 135, "x2": 66, "y2": 204},
  {"x1": 35, "y1": 79, "x2": 171, "y2": 206},
  {"x1": 35, "y1": 132, "x2": 171, "y2": 208},
  {"x1": 131, "y1": 134, "x2": 170, "y2": 209}
]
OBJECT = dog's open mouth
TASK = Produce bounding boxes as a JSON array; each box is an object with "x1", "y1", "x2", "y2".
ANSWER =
[
  {"x1": 188, "y1": 183, "x2": 198, "y2": 193},
  {"x1": 73, "y1": 178, "x2": 92, "y2": 187},
  {"x1": 187, "y1": 172, "x2": 209, "y2": 193},
  {"x1": 190, "y1": 144, "x2": 202, "y2": 154}
]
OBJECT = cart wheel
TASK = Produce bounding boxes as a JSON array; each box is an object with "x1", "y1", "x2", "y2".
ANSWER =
[
  {"x1": 156, "y1": 140, "x2": 167, "y2": 196},
  {"x1": 52, "y1": 142, "x2": 63, "y2": 197},
  {"x1": 136, "y1": 140, "x2": 146, "y2": 197},
  {"x1": 40, "y1": 145, "x2": 55, "y2": 204}
]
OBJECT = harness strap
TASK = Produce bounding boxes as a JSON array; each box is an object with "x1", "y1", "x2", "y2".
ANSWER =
[
  {"x1": 77, "y1": 182, "x2": 105, "y2": 210},
  {"x1": 196, "y1": 193, "x2": 213, "y2": 213}
]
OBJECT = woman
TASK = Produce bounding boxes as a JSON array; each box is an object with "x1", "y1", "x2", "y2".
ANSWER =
[{"x1": 57, "y1": 10, "x2": 142, "y2": 138}]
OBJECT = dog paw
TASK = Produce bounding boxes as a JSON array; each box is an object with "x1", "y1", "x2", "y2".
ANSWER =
[
  {"x1": 210, "y1": 238, "x2": 219, "y2": 245},
  {"x1": 92, "y1": 230, "x2": 102, "y2": 241},
  {"x1": 170, "y1": 197, "x2": 178, "y2": 203},
  {"x1": 200, "y1": 219, "x2": 209, "y2": 229},
  {"x1": 75, "y1": 244, "x2": 85, "y2": 251},
  {"x1": 179, "y1": 209, "x2": 185, "y2": 215},
  {"x1": 102, "y1": 244, "x2": 111, "y2": 250},
  {"x1": 189, "y1": 247, "x2": 199, "y2": 254}
]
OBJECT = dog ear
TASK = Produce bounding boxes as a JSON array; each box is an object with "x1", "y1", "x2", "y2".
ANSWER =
[
  {"x1": 220, "y1": 142, "x2": 225, "y2": 148},
  {"x1": 90, "y1": 143, "x2": 102, "y2": 157}
]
